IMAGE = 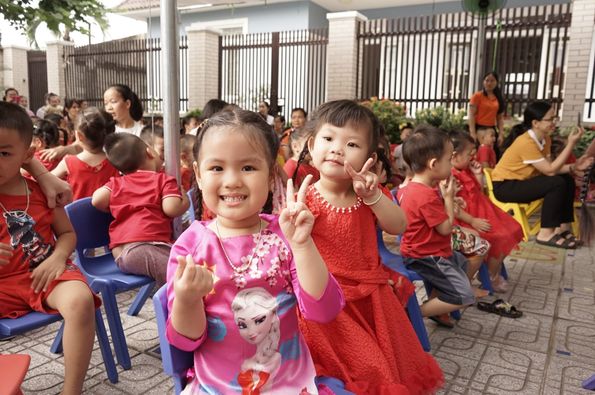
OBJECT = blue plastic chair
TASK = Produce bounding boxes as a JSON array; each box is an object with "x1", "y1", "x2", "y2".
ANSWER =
[
  {"x1": 153, "y1": 284, "x2": 194, "y2": 395},
  {"x1": 186, "y1": 189, "x2": 195, "y2": 223},
  {"x1": 478, "y1": 262, "x2": 509, "y2": 294},
  {"x1": 153, "y1": 285, "x2": 355, "y2": 394},
  {"x1": 65, "y1": 197, "x2": 156, "y2": 369},
  {"x1": 0, "y1": 309, "x2": 118, "y2": 383},
  {"x1": 376, "y1": 228, "x2": 431, "y2": 351}
]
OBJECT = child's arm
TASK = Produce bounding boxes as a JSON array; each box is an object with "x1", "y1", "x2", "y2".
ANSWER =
[
  {"x1": 345, "y1": 158, "x2": 407, "y2": 235},
  {"x1": 162, "y1": 191, "x2": 190, "y2": 218},
  {"x1": 280, "y1": 176, "x2": 329, "y2": 299},
  {"x1": 30, "y1": 207, "x2": 76, "y2": 293},
  {"x1": 435, "y1": 177, "x2": 456, "y2": 236},
  {"x1": 170, "y1": 255, "x2": 213, "y2": 341},
  {"x1": 456, "y1": 207, "x2": 491, "y2": 233},
  {"x1": 91, "y1": 187, "x2": 111, "y2": 212},
  {"x1": 39, "y1": 143, "x2": 82, "y2": 162},
  {"x1": 51, "y1": 159, "x2": 68, "y2": 179},
  {"x1": 22, "y1": 159, "x2": 72, "y2": 208}
]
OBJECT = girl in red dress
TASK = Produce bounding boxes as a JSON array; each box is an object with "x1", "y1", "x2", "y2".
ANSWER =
[
  {"x1": 51, "y1": 108, "x2": 119, "y2": 200},
  {"x1": 298, "y1": 100, "x2": 444, "y2": 395},
  {"x1": 448, "y1": 130, "x2": 524, "y2": 292}
]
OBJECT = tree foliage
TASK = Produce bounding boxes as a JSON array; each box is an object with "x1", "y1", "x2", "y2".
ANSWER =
[{"x1": 0, "y1": 0, "x2": 108, "y2": 46}]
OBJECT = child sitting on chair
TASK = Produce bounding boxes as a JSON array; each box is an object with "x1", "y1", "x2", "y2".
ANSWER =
[
  {"x1": 0, "y1": 102, "x2": 101, "y2": 395},
  {"x1": 397, "y1": 125, "x2": 476, "y2": 328},
  {"x1": 476, "y1": 127, "x2": 497, "y2": 169},
  {"x1": 92, "y1": 133, "x2": 189, "y2": 286}
]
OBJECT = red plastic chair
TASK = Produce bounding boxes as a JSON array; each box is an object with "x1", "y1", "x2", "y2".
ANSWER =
[{"x1": 0, "y1": 354, "x2": 30, "y2": 395}]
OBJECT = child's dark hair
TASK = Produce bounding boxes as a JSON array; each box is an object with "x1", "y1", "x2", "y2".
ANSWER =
[
  {"x1": 33, "y1": 120, "x2": 60, "y2": 148},
  {"x1": 3, "y1": 88, "x2": 18, "y2": 102},
  {"x1": 0, "y1": 102, "x2": 33, "y2": 145},
  {"x1": 482, "y1": 71, "x2": 506, "y2": 115},
  {"x1": 274, "y1": 114, "x2": 285, "y2": 124},
  {"x1": 75, "y1": 107, "x2": 116, "y2": 151},
  {"x1": 104, "y1": 133, "x2": 147, "y2": 174},
  {"x1": 402, "y1": 124, "x2": 450, "y2": 173},
  {"x1": 44, "y1": 112, "x2": 64, "y2": 126},
  {"x1": 202, "y1": 99, "x2": 228, "y2": 119},
  {"x1": 107, "y1": 84, "x2": 144, "y2": 121},
  {"x1": 191, "y1": 108, "x2": 279, "y2": 219},
  {"x1": 140, "y1": 125, "x2": 164, "y2": 147},
  {"x1": 502, "y1": 100, "x2": 551, "y2": 151},
  {"x1": 448, "y1": 129, "x2": 475, "y2": 153},
  {"x1": 376, "y1": 127, "x2": 393, "y2": 186}
]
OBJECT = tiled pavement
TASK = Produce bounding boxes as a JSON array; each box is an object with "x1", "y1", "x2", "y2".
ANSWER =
[{"x1": 2, "y1": 237, "x2": 594, "y2": 394}]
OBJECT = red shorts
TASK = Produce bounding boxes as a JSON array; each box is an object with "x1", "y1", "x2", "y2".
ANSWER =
[{"x1": 0, "y1": 263, "x2": 101, "y2": 319}]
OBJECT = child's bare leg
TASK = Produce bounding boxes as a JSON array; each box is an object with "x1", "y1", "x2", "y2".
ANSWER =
[
  {"x1": 421, "y1": 297, "x2": 464, "y2": 317},
  {"x1": 487, "y1": 255, "x2": 503, "y2": 278},
  {"x1": 45, "y1": 281, "x2": 95, "y2": 395},
  {"x1": 466, "y1": 255, "x2": 489, "y2": 298}
]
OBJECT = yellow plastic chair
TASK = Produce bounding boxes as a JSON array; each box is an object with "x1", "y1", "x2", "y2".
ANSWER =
[{"x1": 483, "y1": 168, "x2": 543, "y2": 241}]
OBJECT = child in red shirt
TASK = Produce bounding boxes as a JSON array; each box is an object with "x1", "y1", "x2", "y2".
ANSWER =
[
  {"x1": 283, "y1": 126, "x2": 320, "y2": 188},
  {"x1": 0, "y1": 102, "x2": 101, "y2": 394},
  {"x1": 476, "y1": 127, "x2": 497, "y2": 168},
  {"x1": 398, "y1": 125, "x2": 475, "y2": 327},
  {"x1": 52, "y1": 108, "x2": 119, "y2": 200},
  {"x1": 92, "y1": 133, "x2": 189, "y2": 285}
]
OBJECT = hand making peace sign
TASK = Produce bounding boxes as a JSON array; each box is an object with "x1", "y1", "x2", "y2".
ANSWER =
[
  {"x1": 344, "y1": 157, "x2": 379, "y2": 200},
  {"x1": 279, "y1": 174, "x2": 315, "y2": 246}
]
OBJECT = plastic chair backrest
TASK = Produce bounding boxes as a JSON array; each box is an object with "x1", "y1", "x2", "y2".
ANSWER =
[
  {"x1": 65, "y1": 197, "x2": 112, "y2": 252},
  {"x1": 153, "y1": 284, "x2": 194, "y2": 393},
  {"x1": 483, "y1": 168, "x2": 497, "y2": 200}
]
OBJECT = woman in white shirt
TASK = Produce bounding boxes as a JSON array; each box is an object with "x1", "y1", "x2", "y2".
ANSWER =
[{"x1": 103, "y1": 84, "x2": 144, "y2": 136}]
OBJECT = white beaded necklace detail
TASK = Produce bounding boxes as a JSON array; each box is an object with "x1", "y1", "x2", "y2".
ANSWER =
[{"x1": 215, "y1": 219, "x2": 263, "y2": 288}]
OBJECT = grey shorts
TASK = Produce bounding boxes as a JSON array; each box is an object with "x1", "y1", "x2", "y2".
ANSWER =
[
  {"x1": 114, "y1": 242, "x2": 171, "y2": 287},
  {"x1": 404, "y1": 251, "x2": 475, "y2": 306}
]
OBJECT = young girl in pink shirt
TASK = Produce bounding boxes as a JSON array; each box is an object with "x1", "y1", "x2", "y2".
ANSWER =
[{"x1": 166, "y1": 108, "x2": 344, "y2": 394}]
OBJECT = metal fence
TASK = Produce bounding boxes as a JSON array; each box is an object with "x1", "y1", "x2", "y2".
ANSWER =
[
  {"x1": 356, "y1": 3, "x2": 571, "y2": 118},
  {"x1": 64, "y1": 36, "x2": 188, "y2": 113},
  {"x1": 219, "y1": 28, "x2": 328, "y2": 122},
  {"x1": 586, "y1": 31, "x2": 595, "y2": 122},
  {"x1": 27, "y1": 50, "x2": 48, "y2": 112}
]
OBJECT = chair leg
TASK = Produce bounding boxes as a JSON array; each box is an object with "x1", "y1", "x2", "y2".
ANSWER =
[
  {"x1": 478, "y1": 264, "x2": 494, "y2": 295},
  {"x1": 127, "y1": 283, "x2": 155, "y2": 317},
  {"x1": 50, "y1": 322, "x2": 64, "y2": 354},
  {"x1": 98, "y1": 282, "x2": 132, "y2": 370},
  {"x1": 406, "y1": 294, "x2": 431, "y2": 352},
  {"x1": 94, "y1": 309, "x2": 118, "y2": 384}
]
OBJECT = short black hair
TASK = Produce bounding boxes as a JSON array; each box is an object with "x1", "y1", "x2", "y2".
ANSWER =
[
  {"x1": 104, "y1": 133, "x2": 147, "y2": 174},
  {"x1": 448, "y1": 129, "x2": 475, "y2": 153},
  {"x1": 33, "y1": 120, "x2": 60, "y2": 148},
  {"x1": 0, "y1": 102, "x2": 34, "y2": 145},
  {"x1": 402, "y1": 124, "x2": 450, "y2": 173},
  {"x1": 140, "y1": 125, "x2": 164, "y2": 146},
  {"x1": 75, "y1": 108, "x2": 116, "y2": 151}
]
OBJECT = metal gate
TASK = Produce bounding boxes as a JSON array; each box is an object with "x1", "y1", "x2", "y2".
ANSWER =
[
  {"x1": 27, "y1": 50, "x2": 48, "y2": 112},
  {"x1": 219, "y1": 28, "x2": 328, "y2": 121}
]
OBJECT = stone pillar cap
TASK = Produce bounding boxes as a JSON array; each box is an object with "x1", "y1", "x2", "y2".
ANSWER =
[{"x1": 327, "y1": 11, "x2": 368, "y2": 22}]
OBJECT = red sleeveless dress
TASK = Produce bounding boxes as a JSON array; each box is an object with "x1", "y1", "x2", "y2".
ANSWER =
[
  {"x1": 65, "y1": 155, "x2": 120, "y2": 200},
  {"x1": 299, "y1": 186, "x2": 444, "y2": 395},
  {"x1": 451, "y1": 168, "x2": 523, "y2": 259}
]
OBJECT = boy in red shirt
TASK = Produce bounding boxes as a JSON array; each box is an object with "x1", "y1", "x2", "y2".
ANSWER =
[
  {"x1": 398, "y1": 125, "x2": 475, "y2": 327},
  {"x1": 0, "y1": 102, "x2": 100, "y2": 394},
  {"x1": 476, "y1": 127, "x2": 497, "y2": 168},
  {"x1": 92, "y1": 133, "x2": 189, "y2": 285}
]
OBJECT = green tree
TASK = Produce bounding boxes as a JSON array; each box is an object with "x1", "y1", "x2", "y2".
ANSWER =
[{"x1": 0, "y1": 0, "x2": 108, "y2": 46}]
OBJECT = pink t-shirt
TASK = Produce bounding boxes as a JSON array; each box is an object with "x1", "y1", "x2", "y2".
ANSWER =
[
  {"x1": 398, "y1": 181, "x2": 452, "y2": 258},
  {"x1": 103, "y1": 170, "x2": 182, "y2": 248},
  {"x1": 166, "y1": 215, "x2": 344, "y2": 394}
]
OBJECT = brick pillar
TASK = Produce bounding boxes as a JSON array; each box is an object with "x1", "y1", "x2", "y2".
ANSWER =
[
  {"x1": 2, "y1": 46, "x2": 29, "y2": 99},
  {"x1": 186, "y1": 25, "x2": 220, "y2": 110},
  {"x1": 325, "y1": 11, "x2": 368, "y2": 101},
  {"x1": 45, "y1": 40, "x2": 74, "y2": 99},
  {"x1": 561, "y1": 0, "x2": 595, "y2": 126}
]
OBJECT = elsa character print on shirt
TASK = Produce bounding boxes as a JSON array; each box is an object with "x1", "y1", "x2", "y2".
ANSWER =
[{"x1": 232, "y1": 287, "x2": 282, "y2": 394}]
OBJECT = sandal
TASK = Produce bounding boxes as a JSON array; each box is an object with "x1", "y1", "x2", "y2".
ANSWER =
[
  {"x1": 428, "y1": 313, "x2": 454, "y2": 328},
  {"x1": 558, "y1": 230, "x2": 584, "y2": 247},
  {"x1": 536, "y1": 234, "x2": 576, "y2": 249},
  {"x1": 477, "y1": 299, "x2": 523, "y2": 318}
]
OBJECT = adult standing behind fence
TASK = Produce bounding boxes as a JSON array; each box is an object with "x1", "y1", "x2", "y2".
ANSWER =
[
  {"x1": 491, "y1": 101, "x2": 593, "y2": 249},
  {"x1": 468, "y1": 71, "x2": 506, "y2": 158}
]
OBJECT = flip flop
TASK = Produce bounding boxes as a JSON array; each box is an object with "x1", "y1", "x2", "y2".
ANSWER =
[
  {"x1": 536, "y1": 234, "x2": 576, "y2": 249},
  {"x1": 477, "y1": 299, "x2": 523, "y2": 318},
  {"x1": 428, "y1": 313, "x2": 454, "y2": 328}
]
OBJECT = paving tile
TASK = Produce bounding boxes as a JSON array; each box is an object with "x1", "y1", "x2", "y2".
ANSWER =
[
  {"x1": 542, "y1": 354, "x2": 595, "y2": 395},
  {"x1": 552, "y1": 318, "x2": 595, "y2": 365},
  {"x1": 557, "y1": 291, "x2": 595, "y2": 325}
]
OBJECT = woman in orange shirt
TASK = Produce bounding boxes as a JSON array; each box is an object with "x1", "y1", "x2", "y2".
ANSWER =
[{"x1": 468, "y1": 71, "x2": 506, "y2": 157}]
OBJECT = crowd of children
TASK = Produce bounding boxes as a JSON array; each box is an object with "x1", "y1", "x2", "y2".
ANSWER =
[{"x1": 2, "y1": 85, "x2": 592, "y2": 395}]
